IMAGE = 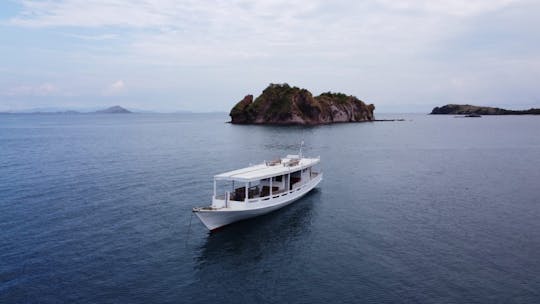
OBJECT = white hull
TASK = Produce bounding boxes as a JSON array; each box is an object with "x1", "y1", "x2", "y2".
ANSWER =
[{"x1": 194, "y1": 174, "x2": 322, "y2": 230}]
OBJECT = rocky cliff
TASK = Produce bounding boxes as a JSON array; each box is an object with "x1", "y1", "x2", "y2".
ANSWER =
[
  {"x1": 230, "y1": 84, "x2": 375, "y2": 125},
  {"x1": 431, "y1": 104, "x2": 540, "y2": 115}
]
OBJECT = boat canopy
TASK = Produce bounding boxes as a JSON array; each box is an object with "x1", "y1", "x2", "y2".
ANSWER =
[{"x1": 214, "y1": 157, "x2": 320, "y2": 183}]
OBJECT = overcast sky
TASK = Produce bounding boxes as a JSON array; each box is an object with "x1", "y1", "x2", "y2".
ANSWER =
[{"x1": 1, "y1": 0, "x2": 539, "y2": 112}]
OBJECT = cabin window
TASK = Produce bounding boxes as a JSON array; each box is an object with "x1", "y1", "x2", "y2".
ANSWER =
[
  {"x1": 273, "y1": 175, "x2": 283, "y2": 182},
  {"x1": 290, "y1": 171, "x2": 302, "y2": 190}
]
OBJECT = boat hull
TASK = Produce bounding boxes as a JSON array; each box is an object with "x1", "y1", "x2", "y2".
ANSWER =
[{"x1": 194, "y1": 174, "x2": 322, "y2": 230}]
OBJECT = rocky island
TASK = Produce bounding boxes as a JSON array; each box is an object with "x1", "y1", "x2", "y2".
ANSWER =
[
  {"x1": 431, "y1": 104, "x2": 540, "y2": 115},
  {"x1": 230, "y1": 83, "x2": 375, "y2": 125}
]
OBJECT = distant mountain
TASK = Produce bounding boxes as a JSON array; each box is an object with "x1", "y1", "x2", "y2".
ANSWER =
[
  {"x1": 431, "y1": 104, "x2": 540, "y2": 115},
  {"x1": 94, "y1": 106, "x2": 131, "y2": 114},
  {"x1": 0, "y1": 105, "x2": 206, "y2": 114}
]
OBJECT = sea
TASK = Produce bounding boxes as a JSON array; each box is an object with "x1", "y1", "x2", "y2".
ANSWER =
[{"x1": 1, "y1": 113, "x2": 539, "y2": 303}]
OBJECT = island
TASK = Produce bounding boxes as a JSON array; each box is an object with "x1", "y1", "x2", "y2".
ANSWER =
[
  {"x1": 94, "y1": 106, "x2": 131, "y2": 114},
  {"x1": 431, "y1": 104, "x2": 540, "y2": 115},
  {"x1": 230, "y1": 83, "x2": 375, "y2": 125}
]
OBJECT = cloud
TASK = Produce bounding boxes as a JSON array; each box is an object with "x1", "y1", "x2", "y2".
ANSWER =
[
  {"x1": 8, "y1": 0, "x2": 522, "y2": 29},
  {"x1": 2, "y1": 0, "x2": 539, "y2": 111},
  {"x1": 63, "y1": 33, "x2": 118, "y2": 41},
  {"x1": 9, "y1": 0, "x2": 524, "y2": 66},
  {"x1": 8, "y1": 0, "x2": 172, "y2": 28},
  {"x1": 7, "y1": 0, "x2": 528, "y2": 63},
  {"x1": 4, "y1": 83, "x2": 58, "y2": 96},
  {"x1": 103, "y1": 80, "x2": 126, "y2": 95},
  {"x1": 376, "y1": 0, "x2": 518, "y2": 16}
]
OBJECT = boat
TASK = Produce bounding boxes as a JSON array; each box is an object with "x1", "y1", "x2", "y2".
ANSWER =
[{"x1": 193, "y1": 154, "x2": 323, "y2": 230}]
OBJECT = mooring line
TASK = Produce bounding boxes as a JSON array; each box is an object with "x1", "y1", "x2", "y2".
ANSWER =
[{"x1": 185, "y1": 211, "x2": 194, "y2": 247}]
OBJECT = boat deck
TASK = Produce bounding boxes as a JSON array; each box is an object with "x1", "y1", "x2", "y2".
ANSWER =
[{"x1": 214, "y1": 156, "x2": 320, "y2": 182}]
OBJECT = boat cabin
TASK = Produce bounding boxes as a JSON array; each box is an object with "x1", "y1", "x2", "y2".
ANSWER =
[{"x1": 211, "y1": 155, "x2": 321, "y2": 209}]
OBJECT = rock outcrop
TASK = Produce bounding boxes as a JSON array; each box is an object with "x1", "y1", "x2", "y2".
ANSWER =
[
  {"x1": 431, "y1": 104, "x2": 540, "y2": 115},
  {"x1": 230, "y1": 83, "x2": 375, "y2": 125}
]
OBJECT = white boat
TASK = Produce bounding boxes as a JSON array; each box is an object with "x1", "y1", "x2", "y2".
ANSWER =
[{"x1": 193, "y1": 154, "x2": 323, "y2": 230}]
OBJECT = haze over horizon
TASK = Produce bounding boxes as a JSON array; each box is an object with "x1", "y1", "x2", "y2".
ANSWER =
[{"x1": 1, "y1": 0, "x2": 539, "y2": 113}]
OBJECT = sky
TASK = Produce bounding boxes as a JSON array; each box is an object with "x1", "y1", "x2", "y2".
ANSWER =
[{"x1": 1, "y1": 0, "x2": 539, "y2": 113}]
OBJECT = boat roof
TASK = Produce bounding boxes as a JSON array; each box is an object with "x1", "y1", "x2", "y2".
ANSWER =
[{"x1": 214, "y1": 155, "x2": 320, "y2": 182}]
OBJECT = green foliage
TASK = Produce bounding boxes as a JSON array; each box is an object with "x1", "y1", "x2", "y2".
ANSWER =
[
  {"x1": 230, "y1": 103, "x2": 245, "y2": 115},
  {"x1": 318, "y1": 92, "x2": 350, "y2": 104},
  {"x1": 254, "y1": 83, "x2": 304, "y2": 119}
]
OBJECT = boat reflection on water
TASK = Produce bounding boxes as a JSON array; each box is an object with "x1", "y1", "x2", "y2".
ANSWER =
[
  {"x1": 194, "y1": 189, "x2": 321, "y2": 270},
  {"x1": 184, "y1": 191, "x2": 321, "y2": 302}
]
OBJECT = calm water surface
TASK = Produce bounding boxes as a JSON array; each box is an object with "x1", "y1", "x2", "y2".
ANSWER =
[{"x1": 1, "y1": 113, "x2": 539, "y2": 303}]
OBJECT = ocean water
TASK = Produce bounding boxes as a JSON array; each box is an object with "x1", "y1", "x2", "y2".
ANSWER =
[{"x1": 1, "y1": 113, "x2": 539, "y2": 303}]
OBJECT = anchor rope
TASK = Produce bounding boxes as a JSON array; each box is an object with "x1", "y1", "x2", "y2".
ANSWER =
[{"x1": 185, "y1": 211, "x2": 194, "y2": 247}]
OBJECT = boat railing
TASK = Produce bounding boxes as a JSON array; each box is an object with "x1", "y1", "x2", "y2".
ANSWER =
[
  {"x1": 215, "y1": 173, "x2": 322, "y2": 205},
  {"x1": 283, "y1": 159, "x2": 300, "y2": 167},
  {"x1": 247, "y1": 175, "x2": 322, "y2": 203},
  {"x1": 214, "y1": 193, "x2": 246, "y2": 203},
  {"x1": 245, "y1": 189, "x2": 286, "y2": 203},
  {"x1": 265, "y1": 159, "x2": 281, "y2": 166}
]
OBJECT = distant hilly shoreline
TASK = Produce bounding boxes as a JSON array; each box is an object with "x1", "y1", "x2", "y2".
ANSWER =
[
  {"x1": 4, "y1": 103, "x2": 539, "y2": 115},
  {"x1": 1, "y1": 105, "x2": 132, "y2": 114},
  {"x1": 0, "y1": 106, "x2": 227, "y2": 114},
  {"x1": 431, "y1": 104, "x2": 540, "y2": 115}
]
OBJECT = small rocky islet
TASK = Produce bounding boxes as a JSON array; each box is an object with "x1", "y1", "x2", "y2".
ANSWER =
[
  {"x1": 229, "y1": 83, "x2": 375, "y2": 125},
  {"x1": 431, "y1": 104, "x2": 540, "y2": 115}
]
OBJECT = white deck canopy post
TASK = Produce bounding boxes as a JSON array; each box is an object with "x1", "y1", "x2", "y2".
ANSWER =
[
  {"x1": 245, "y1": 182, "x2": 249, "y2": 203},
  {"x1": 213, "y1": 180, "x2": 216, "y2": 199},
  {"x1": 270, "y1": 178, "x2": 273, "y2": 196},
  {"x1": 288, "y1": 173, "x2": 291, "y2": 191}
]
